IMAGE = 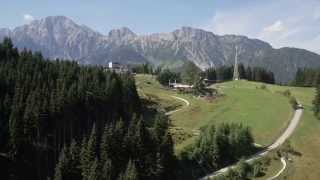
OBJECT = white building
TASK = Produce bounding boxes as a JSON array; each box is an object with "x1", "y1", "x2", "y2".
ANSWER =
[
  {"x1": 169, "y1": 80, "x2": 193, "y2": 89},
  {"x1": 106, "y1": 62, "x2": 129, "y2": 73}
]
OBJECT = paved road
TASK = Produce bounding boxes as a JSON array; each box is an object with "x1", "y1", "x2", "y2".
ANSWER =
[
  {"x1": 200, "y1": 105, "x2": 304, "y2": 180},
  {"x1": 165, "y1": 96, "x2": 190, "y2": 115},
  {"x1": 267, "y1": 157, "x2": 286, "y2": 180}
]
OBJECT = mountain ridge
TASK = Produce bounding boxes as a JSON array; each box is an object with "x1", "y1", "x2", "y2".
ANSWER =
[{"x1": 1, "y1": 16, "x2": 320, "y2": 83}]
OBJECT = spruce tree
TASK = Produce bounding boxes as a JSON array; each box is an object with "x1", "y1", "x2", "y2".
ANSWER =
[
  {"x1": 80, "y1": 137, "x2": 88, "y2": 179},
  {"x1": 101, "y1": 158, "x2": 112, "y2": 180},
  {"x1": 81, "y1": 125, "x2": 97, "y2": 180},
  {"x1": 88, "y1": 158, "x2": 99, "y2": 180},
  {"x1": 120, "y1": 160, "x2": 138, "y2": 180},
  {"x1": 159, "y1": 132, "x2": 175, "y2": 179},
  {"x1": 54, "y1": 146, "x2": 69, "y2": 180},
  {"x1": 100, "y1": 124, "x2": 112, "y2": 162},
  {"x1": 68, "y1": 139, "x2": 81, "y2": 179},
  {"x1": 313, "y1": 85, "x2": 320, "y2": 118}
]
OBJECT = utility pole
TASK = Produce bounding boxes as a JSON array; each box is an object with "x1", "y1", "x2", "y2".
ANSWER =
[{"x1": 233, "y1": 46, "x2": 240, "y2": 81}]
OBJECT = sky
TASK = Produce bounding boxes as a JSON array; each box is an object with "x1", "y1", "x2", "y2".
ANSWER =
[{"x1": 1, "y1": 0, "x2": 320, "y2": 54}]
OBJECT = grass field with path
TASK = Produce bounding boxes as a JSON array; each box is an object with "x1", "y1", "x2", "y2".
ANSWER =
[
  {"x1": 230, "y1": 82, "x2": 320, "y2": 180},
  {"x1": 137, "y1": 74, "x2": 320, "y2": 179},
  {"x1": 263, "y1": 86, "x2": 320, "y2": 180},
  {"x1": 135, "y1": 74, "x2": 293, "y2": 153}
]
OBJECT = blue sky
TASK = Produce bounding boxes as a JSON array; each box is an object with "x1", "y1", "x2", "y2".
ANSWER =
[{"x1": 1, "y1": 0, "x2": 320, "y2": 54}]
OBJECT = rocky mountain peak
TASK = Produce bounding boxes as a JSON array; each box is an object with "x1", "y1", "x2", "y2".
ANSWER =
[
  {"x1": 1, "y1": 16, "x2": 320, "y2": 83},
  {"x1": 108, "y1": 27, "x2": 137, "y2": 41},
  {"x1": 172, "y1": 26, "x2": 216, "y2": 41}
]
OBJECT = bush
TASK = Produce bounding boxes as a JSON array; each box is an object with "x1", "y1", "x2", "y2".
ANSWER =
[
  {"x1": 251, "y1": 161, "x2": 263, "y2": 177},
  {"x1": 290, "y1": 96, "x2": 298, "y2": 109},
  {"x1": 260, "y1": 156, "x2": 271, "y2": 166},
  {"x1": 156, "y1": 69, "x2": 181, "y2": 86},
  {"x1": 260, "y1": 84, "x2": 267, "y2": 90},
  {"x1": 191, "y1": 123, "x2": 254, "y2": 173},
  {"x1": 278, "y1": 141, "x2": 294, "y2": 158},
  {"x1": 282, "y1": 89, "x2": 292, "y2": 97},
  {"x1": 236, "y1": 160, "x2": 252, "y2": 179},
  {"x1": 225, "y1": 168, "x2": 241, "y2": 180}
]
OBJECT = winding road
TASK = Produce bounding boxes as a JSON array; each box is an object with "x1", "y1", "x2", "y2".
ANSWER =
[
  {"x1": 164, "y1": 94, "x2": 301, "y2": 180},
  {"x1": 165, "y1": 95, "x2": 190, "y2": 115},
  {"x1": 200, "y1": 104, "x2": 304, "y2": 180},
  {"x1": 267, "y1": 157, "x2": 287, "y2": 180}
]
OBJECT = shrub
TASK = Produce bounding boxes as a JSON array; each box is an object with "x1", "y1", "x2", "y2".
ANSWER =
[
  {"x1": 236, "y1": 159, "x2": 252, "y2": 179},
  {"x1": 282, "y1": 89, "x2": 292, "y2": 97},
  {"x1": 290, "y1": 96, "x2": 298, "y2": 109},
  {"x1": 251, "y1": 161, "x2": 263, "y2": 177},
  {"x1": 156, "y1": 69, "x2": 181, "y2": 86},
  {"x1": 260, "y1": 84, "x2": 267, "y2": 90}
]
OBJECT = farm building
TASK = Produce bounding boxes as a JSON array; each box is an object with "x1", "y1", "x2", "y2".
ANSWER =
[{"x1": 106, "y1": 61, "x2": 130, "y2": 73}]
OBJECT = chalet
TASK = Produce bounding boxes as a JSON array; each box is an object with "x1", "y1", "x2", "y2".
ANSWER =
[
  {"x1": 106, "y1": 61, "x2": 130, "y2": 73},
  {"x1": 169, "y1": 80, "x2": 193, "y2": 90}
]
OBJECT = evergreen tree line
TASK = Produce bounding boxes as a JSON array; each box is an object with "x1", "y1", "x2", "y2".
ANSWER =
[
  {"x1": 54, "y1": 115, "x2": 176, "y2": 180},
  {"x1": 178, "y1": 123, "x2": 255, "y2": 179},
  {"x1": 313, "y1": 83, "x2": 320, "y2": 119},
  {"x1": 292, "y1": 68, "x2": 320, "y2": 87},
  {"x1": 131, "y1": 63, "x2": 153, "y2": 74},
  {"x1": 292, "y1": 68, "x2": 320, "y2": 118},
  {"x1": 0, "y1": 38, "x2": 175, "y2": 180},
  {"x1": 204, "y1": 64, "x2": 275, "y2": 84},
  {"x1": 154, "y1": 63, "x2": 276, "y2": 87},
  {"x1": 156, "y1": 69, "x2": 181, "y2": 86},
  {"x1": 214, "y1": 159, "x2": 265, "y2": 180}
]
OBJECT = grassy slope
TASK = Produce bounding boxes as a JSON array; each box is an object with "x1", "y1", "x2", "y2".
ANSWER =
[
  {"x1": 136, "y1": 75, "x2": 320, "y2": 179},
  {"x1": 135, "y1": 75, "x2": 293, "y2": 152},
  {"x1": 266, "y1": 87, "x2": 320, "y2": 180},
  {"x1": 237, "y1": 83, "x2": 320, "y2": 179}
]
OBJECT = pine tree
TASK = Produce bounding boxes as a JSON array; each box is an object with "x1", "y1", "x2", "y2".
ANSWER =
[
  {"x1": 54, "y1": 146, "x2": 69, "y2": 180},
  {"x1": 313, "y1": 85, "x2": 320, "y2": 118},
  {"x1": 80, "y1": 137, "x2": 88, "y2": 179},
  {"x1": 100, "y1": 124, "x2": 112, "y2": 162},
  {"x1": 238, "y1": 64, "x2": 246, "y2": 79},
  {"x1": 8, "y1": 93, "x2": 24, "y2": 159},
  {"x1": 101, "y1": 158, "x2": 112, "y2": 180},
  {"x1": 81, "y1": 124, "x2": 97, "y2": 180},
  {"x1": 246, "y1": 67, "x2": 252, "y2": 81},
  {"x1": 88, "y1": 158, "x2": 99, "y2": 180},
  {"x1": 120, "y1": 160, "x2": 138, "y2": 180},
  {"x1": 153, "y1": 114, "x2": 169, "y2": 143},
  {"x1": 159, "y1": 132, "x2": 175, "y2": 179},
  {"x1": 87, "y1": 124, "x2": 97, "y2": 162},
  {"x1": 68, "y1": 139, "x2": 81, "y2": 179}
]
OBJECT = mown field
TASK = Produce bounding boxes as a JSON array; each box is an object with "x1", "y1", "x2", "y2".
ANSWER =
[
  {"x1": 262, "y1": 86, "x2": 320, "y2": 180},
  {"x1": 212, "y1": 81, "x2": 320, "y2": 179},
  {"x1": 135, "y1": 75, "x2": 293, "y2": 152},
  {"x1": 136, "y1": 74, "x2": 320, "y2": 179}
]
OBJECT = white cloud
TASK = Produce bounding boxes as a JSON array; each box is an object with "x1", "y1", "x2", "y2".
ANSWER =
[
  {"x1": 23, "y1": 14, "x2": 34, "y2": 23},
  {"x1": 259, "y1": 20, "x2": 290, "y2": 41},
  {"x1": 263, "y1": 21, "x2": 286, "y2": 33},
  {"x1": 202, "y1": 0, "x2": 320, "y2": 54}
]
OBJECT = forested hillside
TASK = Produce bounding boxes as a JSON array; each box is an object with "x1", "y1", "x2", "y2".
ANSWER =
[
  {"x1": 292, "y1": 68, "x2": 320, "y2": 87},
  {"x1": 0, "y1": 38, "x2": 175, "y2": 180},
  {"x1": 204, "y1": 64, "x2": 275, "y2": 84}
]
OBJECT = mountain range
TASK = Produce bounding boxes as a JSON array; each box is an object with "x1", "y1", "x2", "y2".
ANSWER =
[{"x1": 1, "y1": 16, "x2": 320, "y2": 83}]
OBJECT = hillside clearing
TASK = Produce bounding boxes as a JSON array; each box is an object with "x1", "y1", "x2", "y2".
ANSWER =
[{"x1": 135, "y1": 75, "x2": 293, "y2": 153}]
